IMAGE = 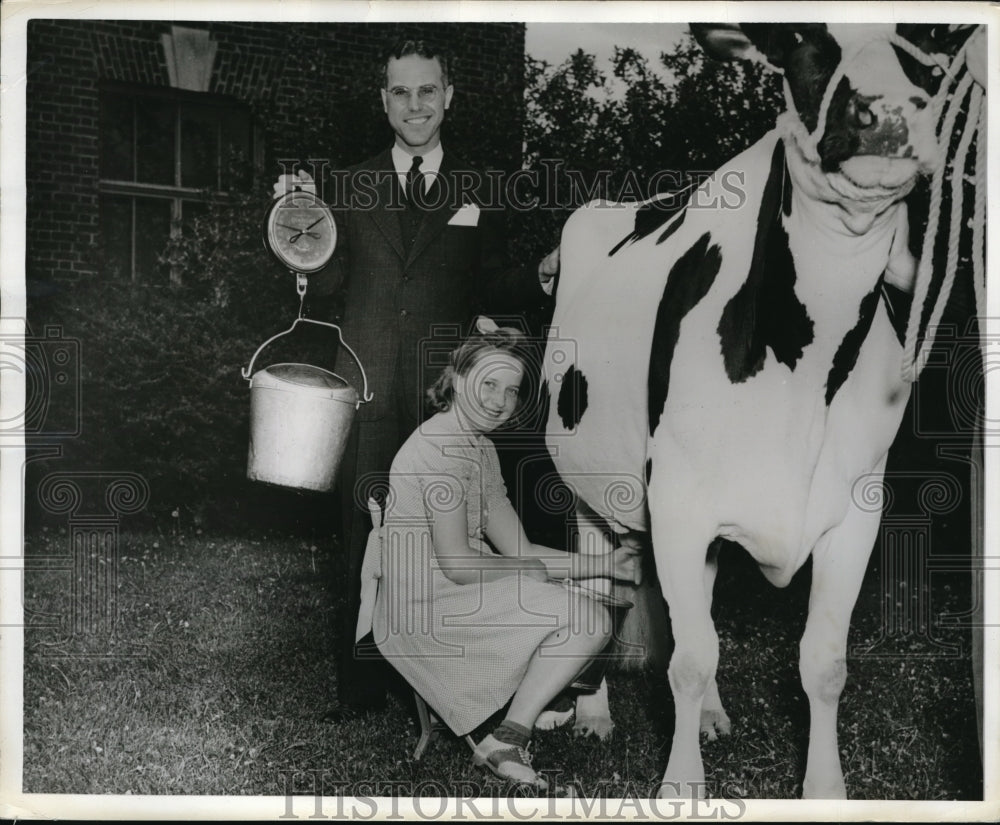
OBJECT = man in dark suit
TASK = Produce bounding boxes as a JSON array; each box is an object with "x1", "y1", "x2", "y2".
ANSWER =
[{"x1": 277, "y1": 39, "x2": 558, "y2": 718}]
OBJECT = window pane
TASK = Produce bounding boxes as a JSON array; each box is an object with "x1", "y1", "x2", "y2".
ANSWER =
[
  {"x1": 100, "y1": 95, "x2": 134, "y2": 181},
  {"x1": 133, "y1": 198, "x2": 173, "y2": 281},
  {"x1": 99, "y1": 194, "x2": 133, "y2": 281},
  {"x1": 180, "y1": 199, "x2": 209, "y2": 246},
  {"x1": 220, "y1": 107, "x2": 252, "y2": 186},
  {"x1": 135, "y1": 96, "x2": 176, "y2": 185},
  {"x1": 181, "y1": 103, "x2": 219, "y2": 189}
]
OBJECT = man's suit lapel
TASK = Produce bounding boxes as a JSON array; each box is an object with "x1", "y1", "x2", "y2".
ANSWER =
[
  {"x1": 364, "y1": 149, "x2": 407, "y2": 261},
  {"x1": 404, "y1": 153, "x2": 463, "y2": 270}
]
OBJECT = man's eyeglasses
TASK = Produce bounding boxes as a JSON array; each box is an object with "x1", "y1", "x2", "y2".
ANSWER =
[{"x1": 387, "y1": 85, "x2": 441, "y2": 104}]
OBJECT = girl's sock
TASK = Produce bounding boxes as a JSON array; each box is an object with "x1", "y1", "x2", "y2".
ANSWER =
[{"x1": 492, "y1": 719, "x2": 531, "y2": 749}]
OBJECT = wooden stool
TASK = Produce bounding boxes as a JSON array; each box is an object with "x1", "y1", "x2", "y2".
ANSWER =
[{"x1": 412, "y1": 691, "x2": 477, "y2": 760}]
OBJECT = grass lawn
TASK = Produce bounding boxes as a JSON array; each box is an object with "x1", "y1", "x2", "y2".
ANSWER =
[{"x1": 22, "y1": 524, "x2": 982, "y2": 800}]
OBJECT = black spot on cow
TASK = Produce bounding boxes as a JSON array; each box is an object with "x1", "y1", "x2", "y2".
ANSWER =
[
  {"x1": 657, "y1": 209, "x2": 687, "y2": 245},
  {"x1": 894, "y1": 25, "x2": 976, "y2": 96},
  {"x1": 557, "y1": 365, "x2": 589, "y2": 430},
  {"x1": 537, "y1": 378, "x2": 551, "y2": 426},
  {"x1": 826, "y1": 276, "x2": 885, "y2": 405},
  {"x1": 609, "y1": 190, "x2": 691, "y2": 256},
  {"x1": 645, "y1": 458, "x2": 652, "y2": 485},
  {"x1": 880, "y1": 281, "x2": 913, "y2": 346},
  {"x1": 648, "y1": 232, "x2": 723, "y2": 435},
  {"x1": 818, "y1": 77, "x2": 866, "y2": 174},
  {"x1": 735, "y1": 24, "x2": 841, "y2": 133},
  {"x1": 717, "y1": 141, "x2": 815, "y2": 384}
]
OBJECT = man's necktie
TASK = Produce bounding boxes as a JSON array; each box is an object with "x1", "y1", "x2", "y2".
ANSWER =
[{"x1": 406, "y1": 155, "x2": 425, "y2": 209}]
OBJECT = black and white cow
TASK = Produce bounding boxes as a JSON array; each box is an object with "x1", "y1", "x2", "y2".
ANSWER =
[{"x1": 542, "y1": 23, "x2": 978, "y2": 798}]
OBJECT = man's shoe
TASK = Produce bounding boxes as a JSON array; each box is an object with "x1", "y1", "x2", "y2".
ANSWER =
[{"x1": 472, "y1": 734, "x2": 548, "y2": 789}]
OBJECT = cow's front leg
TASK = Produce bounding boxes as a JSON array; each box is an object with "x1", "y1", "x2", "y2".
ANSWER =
[
  {"x1": 700, "y1": 542, "x2": 731, "y2": 741},
  {"x1": 653, "y1": 512, "x2": 718, "y2": 799},
  {"x1": 799, "y1": 468, "x2": 884, "y2": 799}
]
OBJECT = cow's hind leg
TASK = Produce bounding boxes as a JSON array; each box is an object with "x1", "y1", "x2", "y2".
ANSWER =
[
  {"x1": 799, "y1": 469, "x2": 885, "y2": 799},
  {"x1": 654, "y1": 511, "x2": 718, "y2": 799},
  {"x1": 700, "y1": 541, "x2": 731, "y2": 741},
  {"x1": 572, "y1": 506, "x2": 618, "y2": 739}
]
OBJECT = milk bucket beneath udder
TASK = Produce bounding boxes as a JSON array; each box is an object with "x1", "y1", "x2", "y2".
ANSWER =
[{"x1": 243, "y1": 319, "x2": 372, "y2": 492}]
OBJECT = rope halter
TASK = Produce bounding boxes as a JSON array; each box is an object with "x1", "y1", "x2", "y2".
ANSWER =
[
  {"x1": 763, "y1": 25, "x2": 986, "y2": 382},
  {"x1": 897, "y1": 28, "x2": 985, "y2": 383}
]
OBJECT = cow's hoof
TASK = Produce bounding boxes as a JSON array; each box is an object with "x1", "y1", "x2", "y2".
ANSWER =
[
  {"x1": 801, "y1": 776, "x2": 847, "y2": 800},
  {"x1": 573, "y1": 715, "x2": 615, "y2": 740},
  {"x1": 699, "y1": 708, "x2": 732, "y2": 741},
  {"x1": 535, "y1": 707, "x2": 574, "y2": 730}
]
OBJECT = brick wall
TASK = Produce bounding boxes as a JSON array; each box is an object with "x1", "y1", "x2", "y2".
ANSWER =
[{"x1": 25, "y1": 19, "x2": 526, "y2": 284}]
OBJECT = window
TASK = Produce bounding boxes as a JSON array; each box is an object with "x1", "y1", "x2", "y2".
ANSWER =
[{"x1": 98, "y1": 83, "x2": 256, "y2": 283}]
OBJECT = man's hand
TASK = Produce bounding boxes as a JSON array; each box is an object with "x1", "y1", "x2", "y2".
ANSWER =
[
  {"x1": 272, "y1": 169, "x2": 317, "y2": 200},
  {"x1": 538, "y1": 244, "x2": 560, "y2": 292}
]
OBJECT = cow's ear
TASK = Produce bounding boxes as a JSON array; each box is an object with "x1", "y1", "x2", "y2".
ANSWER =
[
  {"x1": 896, "y1": 22, "x2": 980, "y2": 60},
  {"x1": 690, "y1": 24, "x2": 762, "y2": 61},
  {"x1": 690, "y1": 23, "x2": 786, "y2": 71},
  {"x1": 692, "y1": 23, "x2": 830, "y2": 72}
]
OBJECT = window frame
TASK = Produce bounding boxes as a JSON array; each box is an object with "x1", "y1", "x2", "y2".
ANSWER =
[{"x1": 98, "y1": 81, "x2": 260, "y2": 284}]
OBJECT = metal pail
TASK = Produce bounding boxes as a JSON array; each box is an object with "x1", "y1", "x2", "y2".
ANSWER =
[{"x1": 243, "y1": 319, "x2": 372, "y2": 492}]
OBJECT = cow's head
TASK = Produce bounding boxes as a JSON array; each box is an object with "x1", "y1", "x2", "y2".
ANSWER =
[{"x1": 691, "y1": 23, "x2": 977, "y2": 191}]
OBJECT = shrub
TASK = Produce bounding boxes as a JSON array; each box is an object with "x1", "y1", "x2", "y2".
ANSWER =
[{"x1": 25, "y1": 165, "x2": 343, "y2": 536}]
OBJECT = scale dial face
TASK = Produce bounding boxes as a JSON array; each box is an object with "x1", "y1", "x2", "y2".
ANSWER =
[{"x1": 264, "y1": 190, "x2": 337, "y2": 273}]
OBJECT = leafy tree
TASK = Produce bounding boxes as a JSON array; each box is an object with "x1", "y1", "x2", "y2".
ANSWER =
[
  {"x1": 512, "y1": 31, "x2": 783, "y2": 266},
  {"x1": 658, "y1": 36, "x2": 782, "y2": 170}
]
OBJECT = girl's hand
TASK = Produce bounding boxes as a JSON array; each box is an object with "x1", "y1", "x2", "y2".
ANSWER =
[
  {"x1": 474, "y1": 557, "x2": 548, "y2": 585},
  {"x1": 521, "y1": 558, "x2": 550, "y2": 583},
  {"x1": 611, "y1": 545, "x2": 642, "y2": 585}
]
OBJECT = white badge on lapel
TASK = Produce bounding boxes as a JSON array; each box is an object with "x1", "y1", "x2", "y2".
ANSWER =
[{"x1": 447, "y1": 202, "x2": 481, "y2": 227}]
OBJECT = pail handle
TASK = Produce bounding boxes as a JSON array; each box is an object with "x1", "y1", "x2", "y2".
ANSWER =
[{"x1": 241, "y1": 317, "x2": 373, "y2": 405}]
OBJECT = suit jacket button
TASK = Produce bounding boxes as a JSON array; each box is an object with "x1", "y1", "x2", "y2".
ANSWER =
[{"x1": 400, "y1": 309, "x2": 408, "y2": 318}]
